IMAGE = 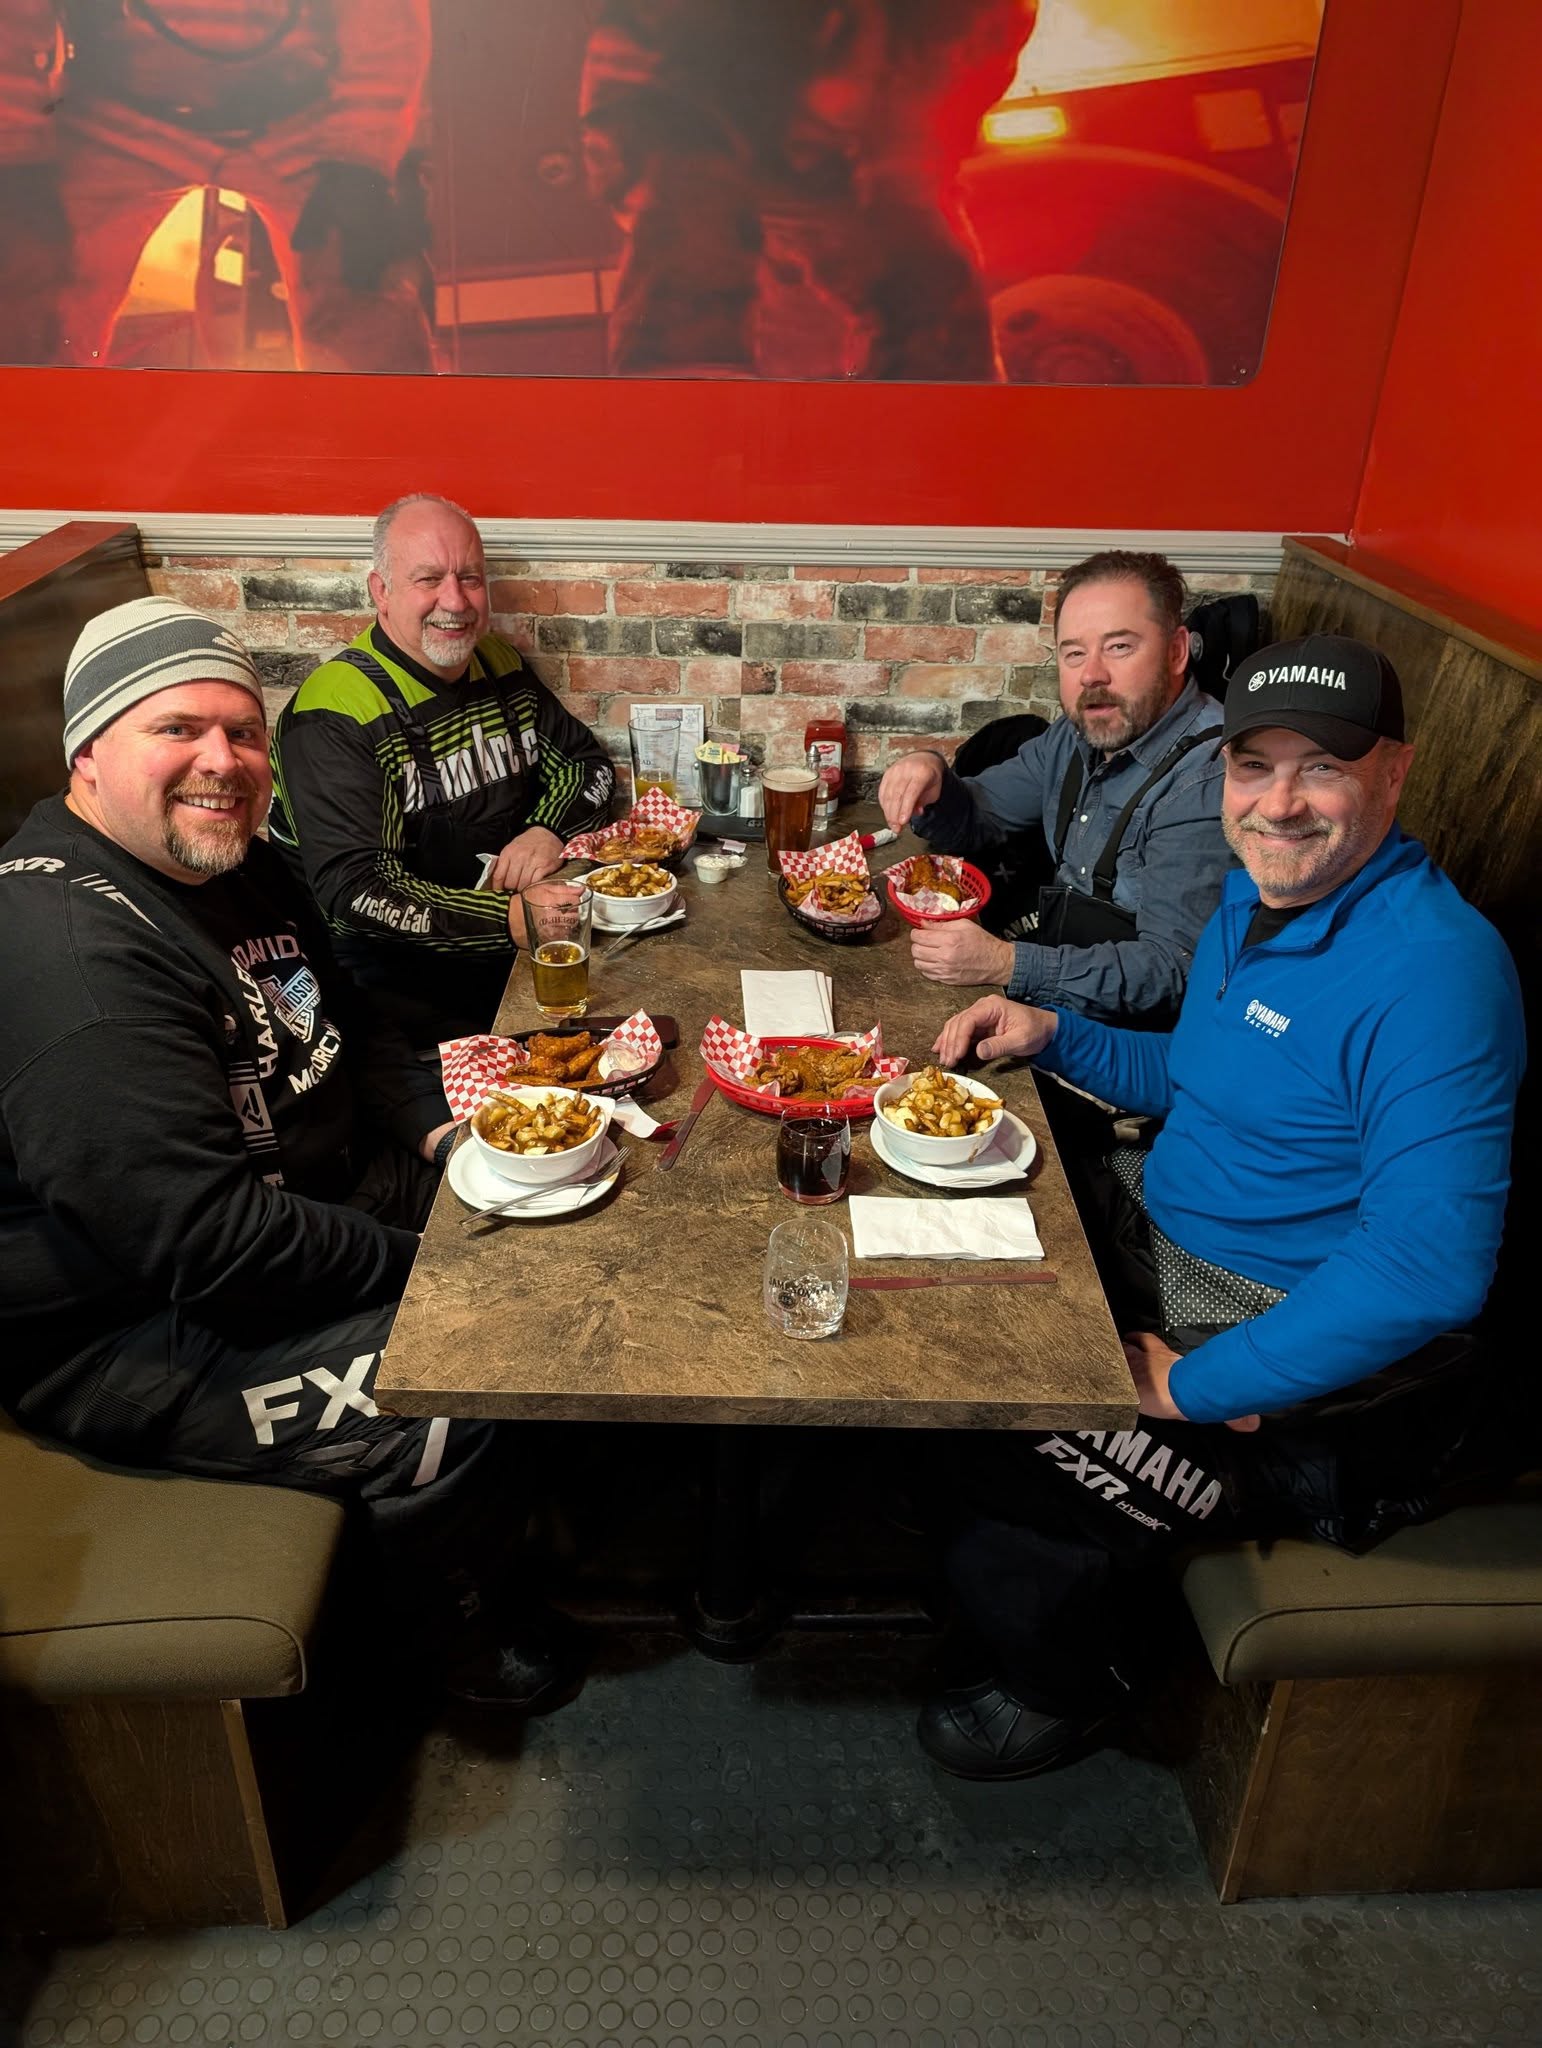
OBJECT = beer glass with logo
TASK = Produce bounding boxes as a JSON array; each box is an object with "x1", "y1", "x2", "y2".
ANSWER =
[
  {"x1": 522, "y1": 882, "x2": 592, "y2": 1019},
  {"x1": 763, "y1": 765, "x2": 818, "y2": 873}
]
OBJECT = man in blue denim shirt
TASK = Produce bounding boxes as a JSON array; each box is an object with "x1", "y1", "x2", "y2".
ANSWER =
[{"x1": 878, "y1": 551, "x2": 1232, "y2": 1025}]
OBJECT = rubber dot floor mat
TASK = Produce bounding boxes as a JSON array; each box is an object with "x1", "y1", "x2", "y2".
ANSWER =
[{"x1": 4, "y1": 1634, "x2": 1540, "y2": 2047}]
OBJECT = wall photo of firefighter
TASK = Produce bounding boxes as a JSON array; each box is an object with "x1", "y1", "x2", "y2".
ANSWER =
[{"x1": 0, "y1": 0, "x2": 1323, "y2": 383}]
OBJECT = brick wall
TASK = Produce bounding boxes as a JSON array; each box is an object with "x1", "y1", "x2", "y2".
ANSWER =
[{"x1": 147, "y1": 554, "x2": 1272, "y2": 799}]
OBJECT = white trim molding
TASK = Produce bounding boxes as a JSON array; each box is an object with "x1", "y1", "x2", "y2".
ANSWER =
[{"x1": 0, "y1": 511, "x2": 1312, "y2": 576}]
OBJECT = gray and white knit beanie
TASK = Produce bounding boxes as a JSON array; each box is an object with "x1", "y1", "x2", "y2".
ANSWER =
[{"x1": 62, "y1": 596, "x2": 265, "y2": 764}]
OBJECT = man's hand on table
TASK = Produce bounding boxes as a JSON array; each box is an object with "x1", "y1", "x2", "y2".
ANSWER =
[
  {"x1": 1121, "y1": 1329, "x2": 1260, "y2": 1435},
  {"x1": 488, "y1": 827, "x2": 565, "y2": 895},
  {"x1": 910, "y1": 920, "x2": 1015, "y2": 988},
  {"x1": 932, "y1": 994, "x2": 1057, "y2": 1068},
  {"x1": 877, "y1": 753, "x2": 945, "y2": 833}
]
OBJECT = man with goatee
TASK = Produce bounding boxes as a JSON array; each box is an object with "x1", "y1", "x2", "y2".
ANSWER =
[
  {"x1": 270, "y1": 494, "x2": 614, "y2": 1044},
  {"x1": 0, "y1": 597, "x2": 588, "y2": 1715}
]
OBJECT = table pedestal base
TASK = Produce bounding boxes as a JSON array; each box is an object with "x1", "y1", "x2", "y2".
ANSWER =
[{"x1": 684, "y1": 1427, "x2": 780, "y2": 1660}]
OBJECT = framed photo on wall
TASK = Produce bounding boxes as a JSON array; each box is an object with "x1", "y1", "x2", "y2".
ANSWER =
[{"x1": 0, "y1": 0, "x2": 1323, "y2": 384}]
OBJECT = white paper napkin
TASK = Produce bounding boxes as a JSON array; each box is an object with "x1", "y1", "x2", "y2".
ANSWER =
[
  {"x1": 849, "y1": 1196, "x2": 1044, "y2": 1261},
  {"x1": 608, "y1": 1096, "x2": 664, "y2": 1138},
  {"x1": 741, "y1": 969, "x2": 834, "y2": 1037}
]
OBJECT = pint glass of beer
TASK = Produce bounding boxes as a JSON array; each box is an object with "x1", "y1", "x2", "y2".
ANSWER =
[
  {"x1": 763, "y1": 766, "x2": 818, "y2": 872},
  {"x1": 522, "y1": 882, "x2": 593, "y2": 1019}
]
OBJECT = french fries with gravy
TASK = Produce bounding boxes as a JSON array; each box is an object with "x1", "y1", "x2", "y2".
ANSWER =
[
  {"x1": 880, "y1": 1067, "x2": 1000, "y2": 1138},
  {"x1": 589, "y1": 862, "x2": 673, "y2": 899},
  {"x1": 474, "y1": 1090, "x2": 603, "y2": 1156},
  {"x1": 785, "y1": 870, "x2": 870, "y2": 916}
]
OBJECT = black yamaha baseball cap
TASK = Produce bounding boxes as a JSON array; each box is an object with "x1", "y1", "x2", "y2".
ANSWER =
[{"x1": 1222, "y1": 634, "x2": 1405, "y2": 761}]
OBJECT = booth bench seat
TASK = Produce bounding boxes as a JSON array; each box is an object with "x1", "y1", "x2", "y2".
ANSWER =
[
  {"x1": 1170, "y1": 1502, "x2": 1542, "y2": 1900},
  {"x1": 0, "y1": 1413, "x2": 349, "y2": 1935}
]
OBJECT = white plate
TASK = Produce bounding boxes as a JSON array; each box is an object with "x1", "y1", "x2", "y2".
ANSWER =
[
  {"x1": 591, "y1": 887, "x2": 679, "y2": 932},
  {"x1": 448, "y1": 1135, "x2": 621, "y2": 1219},
  {"x1": 869, "y1": 1107, "x2": 1036, "y2": 1188}
]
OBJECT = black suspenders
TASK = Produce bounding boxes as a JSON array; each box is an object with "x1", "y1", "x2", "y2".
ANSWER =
[
  {"x1": 335, "y1": 645, "x2": 452, "y2": 810},
  {"x1": 1053, "y1": 730, "x2": 1211, "y2": 903}
]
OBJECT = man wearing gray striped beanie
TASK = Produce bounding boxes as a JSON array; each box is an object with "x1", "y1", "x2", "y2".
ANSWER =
[
  {"x1": 62, "y1": 594, "x2": 270, "y2": 882},
  {"x1": 0, "y1": 594, "x2": 588, "y2": 1715}
]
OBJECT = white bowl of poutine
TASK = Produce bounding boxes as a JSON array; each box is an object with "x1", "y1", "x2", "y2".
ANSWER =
[
  {"x1": 469, "y1": 1085, "x2": 616, "y2": 1183},
  {"x1": 872, "y1": 1068, "x2": 1004, "y2": 1166},
  {"x1": 584, "y1": 861, "x2": 679, "y2": 926}
]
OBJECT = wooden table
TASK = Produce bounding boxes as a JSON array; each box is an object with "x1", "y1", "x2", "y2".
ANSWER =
[
  {"x1": 380, "y1": 819, "x2": 1135, "y2": 1647},
  {"x1": 382, "y1": 822, "x2": 1133, "y2": 1428}
]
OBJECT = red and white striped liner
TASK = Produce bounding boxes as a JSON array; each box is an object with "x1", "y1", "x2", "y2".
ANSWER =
[
  {"x1": 563, "y1": 787, "x2": 701, "y2": 861},
  {"x1": 439, "y1": 1011, "x2": 664, "y2": 1122},
  {"x1": 698, "y1": 1017, "x2": 906, "y2": 1099}
]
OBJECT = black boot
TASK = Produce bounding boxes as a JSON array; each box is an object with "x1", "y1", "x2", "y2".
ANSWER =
[
  {"x1": 917, "y1": 1675, "x2": 1122, "y2": 1781},
  {"x1": 447, "y1": 1600, "x2": 589, "y2": 1714}
]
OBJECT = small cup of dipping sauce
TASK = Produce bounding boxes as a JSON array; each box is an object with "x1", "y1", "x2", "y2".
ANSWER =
[{"x1": 696, "y1": 852, "x2": 733, "y2": 885}]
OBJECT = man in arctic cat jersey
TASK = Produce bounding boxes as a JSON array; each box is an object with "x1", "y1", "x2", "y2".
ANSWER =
[
  {"x1": 0, "y1": 0, "x2": 433, "y2": 371},
  {"x1": 269, "y1": 494, "x2": 615, "y2": 1044},
  {"x1": 0, "y1": 597, "x2": 585, "y2": 1715}
]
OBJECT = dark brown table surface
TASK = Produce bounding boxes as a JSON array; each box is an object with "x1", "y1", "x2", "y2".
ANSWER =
[{"x1": 378, "y1": 817, "x2": 1135, "y2": 1432}]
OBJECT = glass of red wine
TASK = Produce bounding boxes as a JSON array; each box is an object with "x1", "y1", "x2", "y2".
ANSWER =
[{"x1": 776, "y1": 1113, "x2": 851, "y2": 1205}]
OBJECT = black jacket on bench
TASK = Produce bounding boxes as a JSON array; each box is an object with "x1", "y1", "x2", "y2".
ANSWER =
[{"x1": 0, "y1": 796, "x2": 445, "y2": 1389}]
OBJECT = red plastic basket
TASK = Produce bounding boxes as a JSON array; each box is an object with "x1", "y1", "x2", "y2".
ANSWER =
[
  {"x1": 707, "y1": 1037, "x2": 886, "y2": 1120},
  {"x1": 885, "y1": 858, "x2": 992, "y2": 928}
]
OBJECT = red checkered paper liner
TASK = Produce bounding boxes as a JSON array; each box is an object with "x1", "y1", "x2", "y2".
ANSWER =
[
  {"x1": 885, "y1": 853, "x2": 981, "y2": 916},
  {"x1": 776, "y1": 831, "x2": 868, "y2": 883},
  {"x1": 778, "y1": 831, "x2": 880, "y2": 926},
  {"x1": 438, "y1": 1011, "x2": 664, "y2": 1121},
  {"x1": 562, "y1": 787, "x2": 701, "y2": 862},
  {"x1": 698, "y1": 1017, "x2": 906, "y2": 1100}
]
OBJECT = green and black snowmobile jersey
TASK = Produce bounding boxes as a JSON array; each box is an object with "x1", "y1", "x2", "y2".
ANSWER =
[{"x1": 268, "y1": 625, "x2": 613, "y2": 972}]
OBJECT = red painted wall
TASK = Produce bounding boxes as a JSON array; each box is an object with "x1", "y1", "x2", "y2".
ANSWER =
[
  {"x1": 0, "y1": 0, "x2": 1456, "y2": 534},
  {"x1": 1354, "y1": 1, "x2": 1542, "y2": 631}
]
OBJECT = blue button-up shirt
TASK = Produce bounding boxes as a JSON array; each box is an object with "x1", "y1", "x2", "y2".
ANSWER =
[{"x1": 911, "y1": 679, "x2": 1233, "y2": 1024}]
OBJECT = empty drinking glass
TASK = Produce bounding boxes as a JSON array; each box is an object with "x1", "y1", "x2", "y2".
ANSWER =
[{"x1": 764, "y1": 1215, "x2": 849, "y2": 1338}]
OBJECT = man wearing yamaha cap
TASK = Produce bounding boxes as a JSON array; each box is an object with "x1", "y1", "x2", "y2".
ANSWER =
[{"x1": 918, "y1": 634, "x2": 1525, "y2": 1782}]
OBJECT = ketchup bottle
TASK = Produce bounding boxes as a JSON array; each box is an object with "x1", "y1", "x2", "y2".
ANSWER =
[{"x1": 804, "y1": 714, "x2": 846, "y2": 834}]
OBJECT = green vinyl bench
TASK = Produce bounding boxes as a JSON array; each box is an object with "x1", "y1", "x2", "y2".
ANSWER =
[{"x1": 1168, "y1": 1500, "x2": 1542, "y2": 1900}]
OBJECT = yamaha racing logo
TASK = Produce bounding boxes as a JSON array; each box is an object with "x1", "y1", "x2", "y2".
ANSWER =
[{"x1": 1244, "y1": 997, "x2": 1291, "y2": 1039}]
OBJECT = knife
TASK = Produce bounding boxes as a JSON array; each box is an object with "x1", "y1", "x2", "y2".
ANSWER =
[
  {"x1": 850, "y1": 1271, "x2": 1058, "y2": 1289},
  {"x1": 655, "y1": 1075, "x2": 716, "y2": 1170}
]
